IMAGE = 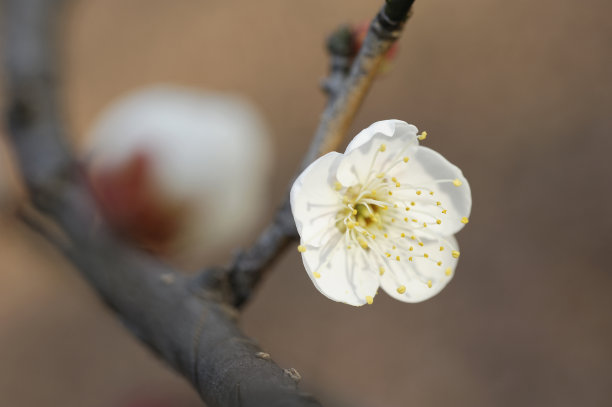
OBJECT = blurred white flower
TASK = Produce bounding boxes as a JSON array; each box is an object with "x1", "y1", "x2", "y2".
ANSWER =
[
  {"x1": 290, "y1": 120, "x2": 471, "y2": 306},
  {"x1": 85, "y1": 86, "x2": 272, "y2": 257}
]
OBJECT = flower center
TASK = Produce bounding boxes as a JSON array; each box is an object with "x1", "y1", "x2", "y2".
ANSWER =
[{"x1": 326, "y1": 142, "x2": 463, "y2": 290}]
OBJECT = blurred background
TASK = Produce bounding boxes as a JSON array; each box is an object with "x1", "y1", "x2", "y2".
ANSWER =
[{"x1": 1, "y1": 0, "x2": 611, "y2": 406}]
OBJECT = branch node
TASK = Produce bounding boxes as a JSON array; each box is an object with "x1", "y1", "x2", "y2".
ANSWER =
[
  {"x1": 283, "y1": 368, "x2": 302, "y2": 383},
  {"x1": 255, "y1": 352, "x2": 271, "y2": 361}
]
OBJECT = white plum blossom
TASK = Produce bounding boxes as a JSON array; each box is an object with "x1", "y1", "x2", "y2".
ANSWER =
[
  {"x1": 85, "y1": 86, "x2": 272, "y2": 258},
  {"x1": 290, "y1": 120, "x2": 471, "y2": 306}
]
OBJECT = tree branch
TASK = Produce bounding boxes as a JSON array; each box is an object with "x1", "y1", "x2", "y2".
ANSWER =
[
  {"x1": 2, "y1": 0, "x2": 416, "y2": 405},
  {"x1": 228, "y1": 0, "x2": 415, "y2": 307},
  {"x1": 2, "y1": 0, "x2": 321, "y2": 406}
]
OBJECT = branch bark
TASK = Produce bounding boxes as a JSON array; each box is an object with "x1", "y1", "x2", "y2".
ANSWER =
[
  {"x1": 2, "y1": 1, "x2": 320, "y2": 406},
  {"x1": 2, "y1": 0, "x2": 416, "y2": 406}
]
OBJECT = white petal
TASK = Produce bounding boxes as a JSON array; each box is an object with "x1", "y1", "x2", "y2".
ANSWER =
[
  {"x1": 388, "y1": 146, "x2": 471, "y2": 237},
  {"x1": 290, "y1": 152, "x2": 344, "y2": 247},
  {"x1": 336, "y1": 122, "x2": 419, "y2": 186},
  {"x1": 300, "y1": 238, "x2": 380, "y2": 306},
  {"x1": 380, "y1": 235, "x2": 459, "y2": 303},
  {"x1": 345, "y1": 120, "x2": 419, "y2": 153}
]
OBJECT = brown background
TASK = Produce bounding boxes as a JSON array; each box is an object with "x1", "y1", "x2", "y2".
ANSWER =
[{"x1": 1, "y1": 0, "x2": 611, "y2": 406}]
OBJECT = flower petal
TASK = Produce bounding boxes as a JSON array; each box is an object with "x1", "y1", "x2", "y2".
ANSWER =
[
  {"x1": 388, "y1": 146, "x2": 471, "y2": 237},
  {"x1": 379, "y1": 235, "x2": 459, "y2": 303},
  {"x1": 290, "y1": 152, "x2": 343, "y2": 247},
  {"x1": 300, "y1": 238, "x2": 380, "y2": 306},
  {"x1": 337, "y1": 121, "x2": 419, "y2": 186},
  {"x1": 345, "y1": 120, "x2": 419, "y2": 154}
]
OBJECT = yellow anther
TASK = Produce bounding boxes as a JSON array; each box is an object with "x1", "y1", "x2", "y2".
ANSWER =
[
  {"x1": 401, "y1": 233, "x2": 406, "y2": 238},
  {"x1": 397, "y1": 286, "x2": 406, "y2": 294},
  {"x1": 411, "y1": 201, "x2": 416, "y2": 206},
  {"x1": 347, "y1": 222, "x2": 355, "y2": 229},
  {"x1": 379, "y1": 144, "x2": 387, "y2": 152},
  {"x1": 394, "y1": 203, "x2": 399, "y2": 208},
  {"x1": 453, "y1": 178, "x2": 462, "y2": 187},
  {"x1": 384, "y1": 233, "x2": 388, "y2": 238},
  {"x1": 445, "y1": 268, "x2": 452, "y2": 276},
  {"x1": 352, "y1": 209, "x2": 358, "y2": 215},
  {"x1": 436, "y1": 219, "x2": 442, "y2": 225},
  {"x1": 347, "y1": 245, "x2": 352, "y2": 250},
  {"x1": 385, "y1": 252, "x2": 391, "y2": 258},
  {"x1": 409, "y1": 246, "x2": 414, "y2": 251},
  {"x1": 411, "y1": 235, "x2": 416, "y2": 240},
  {"x1": 297, "y1": 245, "x2": 307, "y2": 253},
  {"x1": 334, "y1": 181, "x2": 342, "y2": 191},
  {"x1": 439, "y1": 246, "x2": 444, "y2": 251},
  {"x1": 372, "y1": 234, "x2": 376, "y2": 239},
  {"x1": 429, "y1": 191, "x2": 434, "y2": 196},
  {"x1": 379, "y1": 266, "x2": 385, "y2": 276},
  {"x1": 371, "y1": 190, "x2": 377, "y2": 196},
  {"x1": 405, "y1": 207, "x2": 410, "y2": 211},
  {"x1": 418, "y1": 131, "x2": 427, "y2": 140},
  {"x1": 396, "y1": 182, "x2": 401, "y2": 187},
  {"x1": 313, "y1": 271, "x2": 321, "y2": 278},
  {"x1": 408, "y1": 256, "x2": 413, "y2": 261},
  {"x1": 376, "y1": 172, "x2": 385, "y2": 178},
  {"x1": 423, "y1": 222, "x2": 428, "y2": 227},
  {"x1": 427, "y1": 280, "x2": 433, "y2": 288},
  {"x1": 383, "y1": 205, "x2": 388, "y2": 210},
  {"x1": 418, "y1": 242, "x2": 424, "y2": 247},
  {"x1": 436, "y1": 201, "x2": 441, "y2": 206},
  {"x1": 461, "y1": 217, "x2": 469, "y2": 224},
  {"x1": 424, "y1": 253, "x2": 429, "y2": 258},
  {"x1": 359, "y1": 241, "x2": 369, "y2": 249},
  {"x1": 416, "y1": 190, "x2": 422, "y2": 195},
  {"x1": 396, "y1": 255, "x2": 401, "y2": 261},
  {"x1": 403, "y1": 156, "x2": 409, "y2": 163},
  {"x1": 404, "y1": 217, "x2": 408, "y2": 222},
  {"x1": 391, "y1": 218, "x2": 396, "y2": 223},
  {"x1": 437, "y1": 261, "x2": 442, "y2": 266},
  {"x1": 452, "y1": 250, "x2": 460, "y2": 258},
  {"x1": 388, "y1": 191, "x2": 393, "y2": 196},
  {"x1": 366, "y1": 296, "x2": 374, "y2": 305},
  {"x1": 442, "y1": 209, "x2": 447, "y2": 214},
  {"x1": 392, "y1": 177, "x2": 398, "y2": 182}
]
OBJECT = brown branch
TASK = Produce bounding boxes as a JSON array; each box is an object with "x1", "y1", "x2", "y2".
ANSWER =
[
  {"x1": 2, "y1": 0, "x2": 320, "y2": 406},
  {"x1": 228, "y1": 0, "x2": 415, "y2": 307},
  {"x1": 2, "y1": 0, "x2": 416, "y2": 405}
]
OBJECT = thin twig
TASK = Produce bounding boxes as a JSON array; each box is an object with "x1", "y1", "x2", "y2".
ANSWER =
[{"x1": 228, "y1": 0, "x2": 416, "y2": 307}]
